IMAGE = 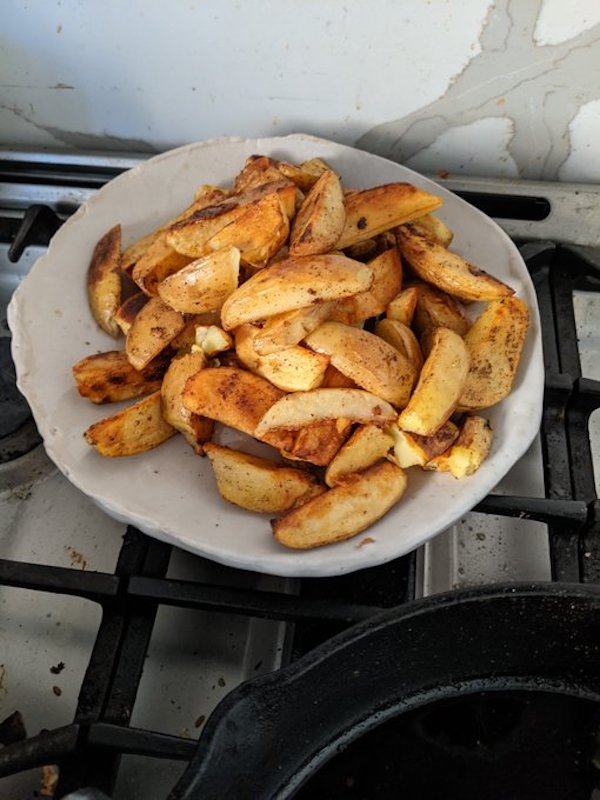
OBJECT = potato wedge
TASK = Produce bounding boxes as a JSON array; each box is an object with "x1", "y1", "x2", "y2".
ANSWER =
[
  {"x1": 166, "y1": 180, "x2": 297, "y2": 257},
  {"x1": 389, "y1": 421, "x2": 459, "y2": 468},
  {"x1": 332, "y1": 248, "x2": 402, "y2": 324},
  {"x1": 321, "y1": 364, "x2": 358, "y2": 389},
  {"x1": 412, "y1": 283, "x2": 471, "y2": 337},
  {"x1": 157, "y1": 246, "x2": 240, "y2": 314},
  {"x1": 374, "y1": 318, "x2": 423, "y2": 373},
  {"x1": 289, "y1": 170, "x2": 345, "y2": 256},
  {"x1": 458, "y1": 297, "x2": 529, "y2": 410},
  {"x1": 161, "y1": 351, "x2": 213, "y2": 453},
  {"x1": 251, "y1": 302, "x2": 334, "y2": 355},
  {"x1": 386, "y1": 287, "x2": 418, "y2": 327},
  {"x1": 396, "y1": 226, "x2": 514, "y2": 302},
  {"x1": 426, "y1": 415, "x2": 493, "y2": 478},
  {"x1": 204, "y1": 443, "x2": 322, "y2": 513},
  {"x1": 304, "y1": 321, "x2": 415, "y2": 407},
  {"x1": 182, "y1": 367, "x2": 293, "y2": 450},
  {"x1": 398, "y1": 327, "x2": 470, "y2": 435},
  {"x1": 206, "y1": 193, "x2": 289, "y2": 269},
  {"x1": 235, "y1": 324, "x2": 329, "y2": 392},
  {"x1": 115, "y1": 292, "x2": 149, "y2": 336},
  {"x1": 121, "y1": 186, "x2": 229, "y2": 274},
  {"x1": 401, "y1": 213, "x2": 453, "y2": 247},
  {"x1": 276, "y1": 157, "x2": 331, "y2": 191},
  {"x1": 132, "y1": 238, "x2": 193, "y2": 296},
  {"x1": 280, "y1": 419, "x2": 351, "y2": 466},
  {"x1": 72, "y1": 349, "x2": 171, "y2": 404},
  {"x1": 336, "y1": 184, "x2": 443, "y2": 249},
  {"x1": 255, "y1": 388, "x2": 396, "y2": 437},
  {"x1": 84, "y1": 391, "x2": 175, "y2": 456},
  {"x1": 272, "y1": 460, "x2": 407, "y2": 549},
  {"x1": 325, "y1": 425, "x2": 394, "y2": 487},
  {"x1": 220, "y1": 253, "x2": 373, "y2": 331},
  {"x1": 233, "y1": 155, "x2": 291, "y2": 193},
  {"x1": 126, "y1": 296, "x2": 186, "y2": 370},
  {"x1": 87, "y1": 224, "x2": 122, "y2": 338}
]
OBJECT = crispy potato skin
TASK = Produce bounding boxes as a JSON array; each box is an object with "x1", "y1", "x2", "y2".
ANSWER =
[
  {"x1": 73, "y1": 349, "x2": 170, "y2": 404},
  {"x1": 204, "y1": 442, "x2": 322, "y2": 513},
  {"x1": 426, "y1": 415, "x2": 493, "y2": 477},
  {"x1": 398, "y1": 327, "x2": 470, "y2": 435},
  {"x1": 458, "y1": 297, "x2": 529, "y2": 410},
  {"x1": 305, "y1": 321, "x2": 415, "y2": 407},
  {"x1": 87, "y1": 224, "x2": 122, "y2": 337},
  {"x1": 374, "y1": 319, "x2": 423, "y2": 374},
  {"x1": 272, "y1": 460, "x2": 407, "y2": 549},
  {"x1": 280, "y1": 419, "x2": 351, "y2": 467},
  {"x1": 115, "y1": 292, "x2": 149, "y2": 336},
  {"x1": 399, "y1": 214, "x2": 453, "y2": 248},
  {"x1": 325, "y1": 425, "x2": 394, "y2": 487},
  {"x1": 397, "y1": 226, "x2": 514, "y2": 302},
  {"x1": 84, "y1": 391, "x2": 175, "y2": 456},
  {"x1": 289, "y1": 170, "x2": 346, "y2": 256},
  {"x1": 336, "y1": 184, "x2": 442, "y2": 249},
  {"x1": 125, "y1": 296, "x2": 185, "y2": 370},
  {"x1": 220, "y1": 253, "x2": 373, "y2": 330},
  {"x1": 132, "y1": 239, "x2": 193, "y2": 296}
]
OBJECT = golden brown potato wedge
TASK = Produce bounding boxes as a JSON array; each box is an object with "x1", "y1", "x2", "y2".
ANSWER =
[
  {"x1": 157, "y1": 246, "x2": 240, "y2": 314},
  {"x1": 343, "y1": 238, "x2": 379, "y2": 262},
  {"x1": 332, "y1": 248, "x2": 403, "y2": 325},
  {"x1": 276, "y1": 157, "x2": 331, "y2": 191},
  {"x1": 426, "y1": 415, "x2": 493, "y2": 478},
  {"x1": 161, "y1": 351, "x2": 213, "y2": 453},
  {"x1": 389, "y1": 421, "x2": 459, "y2": 468},
  {"x1": 166, "y1": 180, "x2": 297, "y2": 257},
  {"x1": 325, "y1": 424, "x2": 394, "y2": 487},
  {"x1": 304, "y1": 321, "x2": 415, "y2": 407},
  {"x1": 280, "y1": 419, "x2": 351, "y2": 467},
  {"x1": 272, "y1": 460, "x2": 407, "y2": 549},
  {"x1": 220, "y1": 253, "x2": 373, "y2": 331},
  {"x1": 255, "y1": 388, "x2": 397, "y2": 437},
  {"x1": 458, "y1": 297, "x2": 529, "y2": 410},
  {"x1": 321, "y1": 364, "x2": 358, "y2": 389},
  {"x1": 182, "y1": 367, "x2": 292, "y2": 449},
  {"x1": 206, "y1": 193, "x2": 289, "y2": 269},
  {"x1": 204, "y1": 442, "x2": 322, "y2": 513},
  {"x1": 374, "y1": 318, "x2": 423, "y2": 373},
  {"x1": 396, "y1": 226, "x2": 514, "y2": 302},
  {"x1": 386, "y1": 287, "x2": 419, "y2": 327},
  {"x1": 400, "y1": 214, "x2": 453, "y2": 247},
  {"x1": 115, "y1": 292, "x2": 149, "y2": 336},
  {"x1": 233, "y1": 155, "x2": 291, "y2": 193},
  {"x1": 72, "y1": 349, "x2": 171, "y2": 404},
  {"x1": 398, "y1": 327, "x2": 470, "y2": 435},
  {"x1": 87, "y1": 225, "x2": 122, "y2": 338},
  {"x1": 121, "y1": 186, "x2": 229, "y2": 274},
  {"x1": 132, "y1": 238, "x2": 193, "y2": 296},
  {"x1": 336, "y1": 184, "x2": 443, "y2": 249},
  {"x1": 289, "y1": 170, "x2": 345, "y2": 256},
  {"x1": 126, "y1": 296, "x2": 185, "y2": 370},
  {"x1": 235, "y1": 324, "x2": 329, "y2": 392},
  {"x1": 84, "y1": 391, "x2": 175, "y2": 456},
  {"x1": 412, "y1": 283, "x2": 471, "y2": 337},
  {"x1": 252, "y1": 302, "x2": 334, "y2": 355}
]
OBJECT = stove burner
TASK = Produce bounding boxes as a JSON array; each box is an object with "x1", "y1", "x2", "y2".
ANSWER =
[{"x1": 0, "y1": 338, "x2": 41, "y2": 461}]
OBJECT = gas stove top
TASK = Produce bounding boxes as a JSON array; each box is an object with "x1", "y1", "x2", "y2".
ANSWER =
[{"x1": 0, "y1": 149, "x2": 599, "y2": 799}]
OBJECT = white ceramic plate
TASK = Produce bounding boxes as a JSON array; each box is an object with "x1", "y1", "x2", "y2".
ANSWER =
[{"x1": 8, "y1": 134, "x2": 544, "y2": 577}]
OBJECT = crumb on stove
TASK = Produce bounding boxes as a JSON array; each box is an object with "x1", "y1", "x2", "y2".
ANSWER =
[
  {"x1": 52, "y1": 686, "x2": 62, "y2": 697},
  {"x1": 437, "y1": 169, "x2": 449, "y2": 179},
  {"x1": 356, "y1": 537, "x2": 375, "y2": 549},
  {"x1": 49, "y1": 662, "x2": 65, "y2": 675},
  {"x1": 217, "y1": 676, "x2": 226, "y2": 687},
  {"x1": 194, "y1": 714, "x2": 206, "y2": 728}
]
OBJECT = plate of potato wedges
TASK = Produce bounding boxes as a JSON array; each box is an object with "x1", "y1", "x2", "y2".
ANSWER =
[{"x1": 8, "y1": 134, "x2": 543, "y2": 576}]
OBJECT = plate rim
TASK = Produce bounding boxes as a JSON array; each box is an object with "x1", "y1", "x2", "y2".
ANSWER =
[{"x1": 8, "y1": 133, "x2": 544, "y2": 577}]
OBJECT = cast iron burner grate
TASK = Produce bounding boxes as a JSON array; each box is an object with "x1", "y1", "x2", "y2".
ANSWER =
[{"x1": 0, "y1": 167, "x2": 599, "y2": 798}]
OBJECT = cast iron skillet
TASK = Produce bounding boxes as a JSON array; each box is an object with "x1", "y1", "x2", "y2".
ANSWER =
[{"x1": 168, "y1": 583, "x2": 600, "y2": 800}]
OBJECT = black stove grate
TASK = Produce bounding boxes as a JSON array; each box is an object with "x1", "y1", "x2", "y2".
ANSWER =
[{"x1": 0, "y1": 190, "x2": 599, "y2": 797}]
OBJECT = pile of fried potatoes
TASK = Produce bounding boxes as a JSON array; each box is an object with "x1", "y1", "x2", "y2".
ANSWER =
[{"x1": 74, "y1": 153, "x2": 529, "y2": 550}]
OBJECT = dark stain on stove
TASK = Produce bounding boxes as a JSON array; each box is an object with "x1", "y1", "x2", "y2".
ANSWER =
[
  {"x1": 52, "y1": 685, "x2": 62, "y2": 697},
  {"x1": 0, "y1": 664, "x2": 6, "y2": 696},
  {"x1": 194, "y1": 714, "x2": 206, "y2": 728},
  {"x1": 50, "y1": 661, "x2": 65, "y2": 675},
  {"x1": 218, "y1": 676, "x2": 226, "y2": 687},
  {"x1": 254, "y1": 660, "x2": 263, "y2": 671},
  {"x1": 65, "y1": 546, "x2": 88, "y2": 570}
]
